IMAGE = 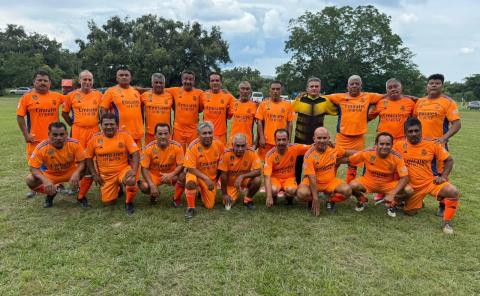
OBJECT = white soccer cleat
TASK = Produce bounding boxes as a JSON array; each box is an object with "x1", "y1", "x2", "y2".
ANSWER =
[
  {"x1": 442, "y1": 221, "x2": 454, "y2": 235},
  {"x1": 387, "y1": 207, "x2": 396, "y2": 217}
]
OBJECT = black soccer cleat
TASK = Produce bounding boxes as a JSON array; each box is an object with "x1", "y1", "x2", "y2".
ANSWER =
[
  {"x1": 43, "y1": 196, "x2": 54, "y2": 208},
  {"x1": 185, "y1": 208, "x2": 195, "y2": 219},
  {"x1": 125, "y1": 203, "x2": 134, "y2": 215},
  {"x1": 78, "y1": 197, "x2": 90, "y2": 208},
  {"x1": 285, "y1": 196, "x2": 294, "y2": 206},
  {"x1": 244, "y1": 201, "x2": 256, "y2": 210},
  {"x1": 326, "y1": 201, "x2": 336, "y2": 212}
]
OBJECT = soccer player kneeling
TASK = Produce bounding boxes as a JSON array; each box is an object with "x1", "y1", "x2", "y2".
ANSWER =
[
  {"x1": 183, "y1": 122, "x2": 225, "y2": 219},
  {"x1": 138, "y1": 123, "x2": 185, "y2": 206},
  {"x1": 296, "y1": 127, "x2": 353, "y2": 216},
  {"x1": 219, "y1": 133, "x2": 262, "y2": 210},
  {"x1": 348, "y1": 132, "x2": 413, "y2": 217},
  {"x1": 85, "y1": 113, "x2": 140, "y2": 215},
  {"x1": 394, "y1": 118, "x2": 460, "y2": 234},
  {"x1": 26, "y1": 122, "x2": 87, "y2": 208}
]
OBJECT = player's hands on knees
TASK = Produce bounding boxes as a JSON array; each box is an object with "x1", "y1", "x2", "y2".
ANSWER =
[
  {"x1": 434, "y1": 176, "x2": 448, "y2": 184},
  {"x1": 25, "y1": 133, "x2": 35, "y2": 143},
  {"x1": 205, "y1": 179, "x2": 215, "y2": 191},
  {"x1": 311, "y1": 197, "x2": 320, "y2": 216},
  {"x1": 69, "y1": 173, "x2": 81, "y2": 190},
  {"x1": 150, "y1": 184, "x2": 160, "y2": 199},
  {"x1": 384, "y1": 193, "x2": 396, "y2": 205},
  {"x1": 161, "y1": 173, "x2": 174, "y2": 184},
  {"x1": 266, "y1": 195, "x2": 274, "y2": 208},
  {"x1": 234, "y1": 176, "x2": 244, "y2": 190},
  {"x1": 43, "y1": 180, "x2": 56, "y2": 196},
  {"x1": 124, "y1": 170, "x2": 136, "y2": 184}
]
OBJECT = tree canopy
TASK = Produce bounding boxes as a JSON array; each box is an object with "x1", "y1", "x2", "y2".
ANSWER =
[{"x1": 221, "y1": 67, "x2": 271, "y2": 97}]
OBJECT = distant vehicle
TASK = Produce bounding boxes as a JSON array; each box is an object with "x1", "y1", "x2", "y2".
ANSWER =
[
  {"x1": 281, "y1": 95, "x2": 291, "y2": 102},
  {"x1": 9, "y1": 87, "x2": 31, "y2": 95},
  {"x1": 467, "y1": 101, "x2": 480, "y2": 110},
  {"x1": 252, "y1": 92, "x2": 263, "y2": 103},
  {"x1": 97, "y1": 87, "x2": 108, "y2": 94}
]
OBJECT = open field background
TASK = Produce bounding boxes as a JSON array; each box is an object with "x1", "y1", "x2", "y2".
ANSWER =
[{"x1": 0, "y1": 95, "x2": 479, "y2": 295}]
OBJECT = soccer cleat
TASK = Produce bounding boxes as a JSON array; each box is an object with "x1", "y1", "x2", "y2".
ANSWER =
[
  {"x1": 172, "y1": 199, "x2": 182, "y2": 208},
  {"x1": 224, "y1": 197, "x2": 233, "y2": 210},
  {"x1": 285, "y1": 196, "x2": 294, "y2": 206},
  {"x1": 442, "y1": 221, "x2": 454, "y2": 234},
  {"x1": 244, "y1": 201, "x2": 256, "y2": 210},
  {"x1": 387, "y1": 207, "x2": 396, "y2": 217},
  {"x1": 307, "y1": 201, "x2": 312, "y2": 210},
  {"x1": 326, "y1": 201, "x2": 335, "y2": 212},
  {"x1": 43, "y1": 196, "x2": 54, "y2": 208},
  {"x1": 78, "y1": 197, "x2": 90, "y2": 208},
  {"x1": 185, "y1": 208, "x2": 195, "y2": 219},
  {"x1": 355, "y1": 201, "x2": 367, "y2": 212},
  {"x1": 125, "y1": 203, "x2": 134, "y2": 215},
  {"x1": 149, "y1": 196, "x2": 157, "y2": 205},
  {"x1": 436, "y1": 203, "x2": 445, "y2": 217},
  {"x1": 26, "y1": 190, "x2": 36, "y2": 199}
]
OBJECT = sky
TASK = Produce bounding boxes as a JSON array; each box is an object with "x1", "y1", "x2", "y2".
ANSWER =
[{"x1": 0, "y1": 0, "x2": 479, "y2": 82}]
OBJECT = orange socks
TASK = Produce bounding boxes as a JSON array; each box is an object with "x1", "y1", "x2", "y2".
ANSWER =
[
  {"x1": 443, "y1": 198, "x2": 459, "y2": 221},
  {"x1": 33, "y1": 184, "x2": 45, "y2": 194},
  {"x1": 125, "y1": 185, "x2": 137, "y2": 204},
  {"x1": 330, "y1": 193, "x2": 347, "y2": 203},
  {"x1": 185, "y1": 189, "x2": 196, "y2": 208},
  {"x1": 346, "y1": 165, "x2": 357, "y2": 183},
  {"x1": 174, "y1": 182, "x2": 185, "y2": 201},
  {"x1": 79, "y1": 177, "x2": 93, "y2": 198}
]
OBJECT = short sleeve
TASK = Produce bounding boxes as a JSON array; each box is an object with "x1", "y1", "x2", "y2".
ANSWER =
[
  {"x1": 325, "y1": 99, "x2": 338, "y2": 116},
  {"x1": 335, "y1": 145, "x2": 346, "y2": 158},
  {"x1": 74, "y1": 144, "x2": 86, "y2": 162},
  {"x1": 175, "y1": 146, "x2": 184, "y2": 165},
  {"x1": 218, "y1": 153, "x2": 229, "y2": 172},
  {"x1": 295, "y1": 144, "x2": 310, "y2": 155},
  {"x1": 100, "y1": 89, "x2": 113, "y2": 109},
  {"x1": 28, "y1": 147, "x2": 44, "y2": 169},
  {"x1": 140, "y1": 149, "x2": 151, "y2": 168},
  {"x1": 251, "y1": 152, "x2": 262, "y2": 170},
  {"x1": 16, "y1": 95, "x2": 28, "y2": 116},
  {"x1": 303, "y1": 154, "x2": 316, "y2": 176},
  {"x1": 395, "y1": 156, "x2": 409, "y2": 177},
  {"x1": 124, "y1": 134, "x2": 140, "y2": 154},
  {"x1": 255, "y1": 102, "x2": 265, "y2": 120},
  {"x1": 348, "y1": 151, "x2": 365, "y2": 166},
  {"x1": 434, "y1": 143, "x2": 450, "y2": 163},
  {"x1": 287, "y1": 103, "x2": 295, "y2": 121},
  {"x1": 183, "y1": 146, "x2": 197, "y2": 169},
  {"x1": 140, "y1": 92, "x2": 148, "y2": 105},
  {"x1": 367, "y1": 93, "x2": 385, "y2": 104},
  {"x1": 63, "y1": 93, "x2": 72, "y2": 113},
  {"x1": 85, "y1": 138, "x2": 96, "y2": 158},
  {"x1": 446, "y1": 100, "x2": 460, "y2": 122},
  {"x1": 263, "y1": 154, "x2": 273, "y2": 176}
]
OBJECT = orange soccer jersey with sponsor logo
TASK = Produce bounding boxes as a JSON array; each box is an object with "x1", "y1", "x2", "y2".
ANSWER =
[
  {"x1": 203, "y1": 90, "x2": 235, "y2": 141},
  {"x1": 140, "y1": 91, "x2": 173, "y2": 135},
  {"x1": 414, "y1": 96, "x2": 460, "y2": 139},
  {"x1": 218, "y1": 148, "x2": 262, "y2": 186},
  {"x1": 28, "y1": 139, "x2": 85, "y2": 176},
  {"x1": 303, "y1": 145, "x2": 346, "y2": 184},
  {"x1": 349, "y1": 148, "x2": 408, "y2": 182},
  {"x1": 229, "y1": 100, "x2": 257, "y2": 146},
  {"x1": 183, "y1": 138, "x2": 225, "y2": 181},
  {"x1": 63, "y1": 89, "x2": 102, "y2": 128},
  {"x1": 393, "y1": 139, "x2": 449, "y2": 188},
  {"x1": 166, "y1": 87, "x2": 204, "y2": 135},
  {"x1": 85, "y1": 131, "x2": 140, "y2": 175},
  {"x1": 255, "y1": 99, "x2": 295, "y2": 145},
  {"x1": 101, "y1": 86, "x2": 144, "y2": 139},
  {"x1": 370, "y1": 97, "x2": 415, "y2": 139},
  {"x1": 141, "y1": 140, "x2": 184, "y2": 175},
  {"x1": 264, "y1": 144, "x2": 309, "y2": 179},
  {"x1": 326, "y1": 92, "x2": 384, "y2": 136},
  {"x1": 16, "y1": 90, "x2": 65, "y2": 142}
]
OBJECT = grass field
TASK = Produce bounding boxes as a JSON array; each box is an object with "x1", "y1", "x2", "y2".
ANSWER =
[{"x1": 0, "y1": 95, "x2": 479, "y2": 295}]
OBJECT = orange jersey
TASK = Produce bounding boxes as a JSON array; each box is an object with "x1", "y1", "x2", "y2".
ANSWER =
[
  {"x1": 370, "y1": 97, "x2": 415, "y2": 139},
  {"x1": 141, "y1": 140, "x2": 184, "y2": 174},
  {"x1": 100, "y1": 86, "x2": 144, "y2": 139},
  {"x1": 349, "y1": 148, "x2": 408, "y2": 182},
  {"x1": 140, "y1": 91, "x2": 173, "y2": 135},
  {"x1": 303, "y1": 145, "x2": 346, "y2": 184},
  {"x1": 264, "y1": 144, "x2": 309, "y2": 179},
  {"x1": 229, "y1": 99, "x2": 257, "y2": 145},
  {"x1": 166, "y1": 87, "x2": 204, "y2": 135},
  {"x1": 85, "y1": 131, "x2": 140, "y2": 175},
  {"x1": 414, "y1": 96, "x2": 460, "y2": 139},
  {"x1": 29, "y1": 138, "x2": 85, "y2": 176},
  {"x1": 203, "y1": 90, "x2": 235, "y2": 139},
  {"x1": 16, "y1": 90, "x2": 65, "y2": 142},
  {"x1": 218, "y1": 148, "x2": 262, "y2": 186},
  {"x1": 184, "y1": 138, "x2": 225, "y2": 180},
  {"x1": 393, "y1": 139, "x2": 449, "y2": 188},
  {"x1": 63, "y1": 89, "x2": 102, "y2": 128},
  {"x1": 326, "y1": 92, "x2": 384, "y2": 136},
  {"x1": 255, "y1": 99, "x2": 295, "y2": 145}
]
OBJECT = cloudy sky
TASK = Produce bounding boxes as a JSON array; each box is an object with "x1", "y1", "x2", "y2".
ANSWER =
[{"x1": 0, "y1": 0, "x2": 479, "y2": 82}]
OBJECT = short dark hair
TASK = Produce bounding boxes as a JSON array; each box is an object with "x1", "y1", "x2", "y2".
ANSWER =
[
  {"x1": 404, "y1": 117, "x2": 422, "y2": 133},
  {"x1": 209, "y1": 72, "x2": 222, "y2": 81},
  {"x1": 181, "y1": 70, "x2": 195, "y2": 79},
  {"x1": 34, "y1": 70, "x2": 50, "y2": 80},
  {"x1": 274, "y1": 128, "x2": 289, "y2": 139},
  {"x1": 100, "y1": 112, "x2": 118, "y2": 124},
  {"x1": 117, "y1": 65, "x2": 132, "y2": 74},
  {"x1": 48, "y1": 121, "x2": 67, "y2": 131},
  {"x1": 427, "y1": 73, "x2": 445, "y2": 84},
  {"x1": 375, "y1": 132, "x2": 393, "y2": 145},
  {"x1": 154, "y1": 123, "x2": 171, "y2": 134},
  {"x1": 270, "y1": 80, "x2": 283, "y2": 88}
]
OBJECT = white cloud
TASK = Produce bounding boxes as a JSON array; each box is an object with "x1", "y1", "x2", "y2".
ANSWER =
[
  {"x1": 262, "y1": 9, "x2": 285, "y2": 38},
  {"x1": 459, "y1": 47, "x2": 475, "y2": 55},
  {"x1": 396, "y1": 13, "x2": 418, "y2": 24}
]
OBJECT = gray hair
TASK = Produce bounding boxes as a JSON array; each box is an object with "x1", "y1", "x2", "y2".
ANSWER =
[
  {"x1": 306, "y1": 77, "x2": 321, "y2": 87},
  {"x1": 233, "y1": 133, "x2": 247, "y2": 144},
  {"x1": 386, "y1": 78, "x2": 402, "y2": 88},
  {"x1": 151, "y1": 73, "x2": 165, "y2": 82},
  {"x1": 348, "y1": 75, "x2": 362, "y2": 84},
  {"x1": 79, "y1": 70, "x2": 93, "y2": 80},
  {"x1": 197, "y1": 121, "x2": 214, "y2": 134},
  {"x1": 238, "y1": 81, "x2": 251, "y2": 88}
]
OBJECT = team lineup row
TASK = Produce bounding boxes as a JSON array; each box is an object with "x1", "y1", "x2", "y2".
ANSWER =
[{"x1": 16, "y1": 69, "x2": 461, "y2": 234}]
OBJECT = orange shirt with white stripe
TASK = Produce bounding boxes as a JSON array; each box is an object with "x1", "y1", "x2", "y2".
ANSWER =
[
  {"x1": 414, "y1": 96, "x2": 460, "y2": 139},
  {"x1": 29, "y1": 139, "x2": 85, "y2": 176},
  {"x1": 264, "y1": 144, "x2": 310, "y2": 179},
  {"x1": 141, "y1": 140, "x2": 184, "y2": 175},
  {"x1": 229, "y1": 99, "x2": 257, "y2": 146},
  {"x1": 203, "y1": 90, "x2": 235, "y2": 140},
  {"x1": 348, "y1": 148, "x2": 408, "y2": 182},
  {"x1": 63, "y1": 89, "x2": 101, "y2": 128},
  {"x1": 140, "y1": 90, "x2": 174, "y2": 135},
  {"x1": 183, "y1": 138, "x2": 225, "y2": 181},
  {"x1": 166, "y1": 87, "x2": 204, "y2": 135},
  {"x1": 303, "y1": 145, "x2": 346, "y2": 184},
  {"x1": 218, "y1": 148, "x2": 262, "y2": 186},
  {"x1": 370, "y1": 97, "x2": 415, "y2": 139},
  {"x1": 255, "y1": 99, "x2": 295, "y2": 145}
]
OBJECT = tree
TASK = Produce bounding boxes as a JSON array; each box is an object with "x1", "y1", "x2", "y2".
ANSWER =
[
  {"x1": 277, "y1": 6, "x2": 425, "y2": 96},
  {"x1": 76, "y1": 15, "x2": 231, "y2": 88},
  {"x1": 221, "y1": 67, "x2": 269, "y2": 97}
]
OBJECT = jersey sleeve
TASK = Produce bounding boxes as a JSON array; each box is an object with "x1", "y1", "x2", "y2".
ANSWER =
[
  {"x1": 183, "y1": 146, "x2": 197, "y2": 169},
  {"x1": 434, "y1": 143, "x2": 450, "y2": 163},
  {"x1": 63, "y1": 93, "x2": 73, "y2": 113},
  {"x1": 303, "y1": 154, "x2": 316, "y2": 176},
  {"x1": 446, "y1": 100, "x2": 461, "y2": 122},
  {"x1": 367, "y1": 93, "x2": 385, "y2": 104},
  {"x1": 74, "y1": 144, "x2": 86, "y2": 162},
  {"x1": 124, "y1": 134, "x2": 140, "y2": 154},
  {"x1": 140, "y1": 92, "x2": 148, "y2": 105},
  {"x1": 325, "y1": 99, "x2": 338, "y2": 116},
  {"x1": 263, "y1": 154, "x2": 273, "y2": 176},
  {"x1": 16, "y1": 95, "x2": 28, "y2": 116},
  {"x1": 85, "y1": 138, "x2": 96, "y2": 158},
  {"x1": 255, "y1": 102, "x2": 265, "y2": 120},
  {"x1": 140, "y1": 149, "x2": 151, "y2": 168},
  {"x1": 287, "y1": 103, "x2": 295, "y2": 121},
  {"x1": 100, "y1": 89, "x2": 113, "y2": 109},
  {"x1": 251, "y1": 152, "x2": 262, "y2": 170},
  {"x1": 335, "y1": 145, "x2": 346, "y2": 158},
  {"x1": 295, "y1": 144, "x2": 310, "y2": 155},
  {"x1": 218, "y1": 153, "x2": 229, "y2": 172},
  {"x1": 28, "y1": 147, "x2": 44, "y2": 169},
  {"x1": 348, "y1": 151, "x2": 365, "y2": 166},
  {"x1": 175, "y1": 146, "x2": 184, "y2": 166},
  {"x1": 324, "y1": 94, "x2": 341, "y2": 104},
  {"x1": 394, "y1": 156, "x2": 409, "y2": 177}
]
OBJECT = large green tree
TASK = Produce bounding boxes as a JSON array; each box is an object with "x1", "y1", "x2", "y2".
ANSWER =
[
  {"x1": 277, "y1": 6, "x2": 425, "y2": 96},
  {"x1": 221, "y1": 67, "x2": 270, "y2": 97},
  {"x1": 76, "y1": 15, "x2": 231, "y2": 88}
]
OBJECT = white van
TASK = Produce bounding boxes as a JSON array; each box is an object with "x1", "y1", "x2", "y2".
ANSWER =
[{"x1": 252, "y1": 92, "x2": 264, "y2": 103}]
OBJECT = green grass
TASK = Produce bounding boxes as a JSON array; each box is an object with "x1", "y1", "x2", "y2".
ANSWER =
[{"x1": 1, "y1": 95, "x2": 479, "y2": 295}]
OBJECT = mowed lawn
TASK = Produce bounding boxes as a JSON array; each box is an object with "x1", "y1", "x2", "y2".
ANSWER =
[{"x1": 0, "y1": 95, "x2": 479, "y2": 296}]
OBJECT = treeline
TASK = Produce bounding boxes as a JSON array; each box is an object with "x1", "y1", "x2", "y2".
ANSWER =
[{"x1": 1, "y1": 6, "x2": 477, "y2": 99}]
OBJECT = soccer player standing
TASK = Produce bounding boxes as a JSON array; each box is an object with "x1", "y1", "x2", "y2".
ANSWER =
[{"x1": 228, "y1": 81, "x2": 258, "y2": 147}]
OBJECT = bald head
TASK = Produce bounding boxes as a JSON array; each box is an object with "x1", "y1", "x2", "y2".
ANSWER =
[{"x1": 313, "y1": 127, "x2": 330, "y2": 152}]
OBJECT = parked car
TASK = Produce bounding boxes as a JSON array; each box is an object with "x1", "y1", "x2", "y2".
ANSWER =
[
  {"x1": 252, "y1": 91, "x2": 264, "y2": 103},
  {"x1": 9, "y1": 87, "x2": 31, "y2": 95},
  {"x1": 281, "y1": 95, "x2": 292, "y2": 102},
  {"x1": 467, "y1": 101, "x2": 480, "y2": 110}
]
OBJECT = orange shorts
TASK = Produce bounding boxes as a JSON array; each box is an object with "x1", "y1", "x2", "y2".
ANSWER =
[
  {"x1": 99, "y1": 166, "x2": 132, "y2": 203},
  {"x1": 173, "y1": 129, "x2": 197, "y2": 151},
  {"x1": 186, "y1": 173, "x2": 218, "y2": 209},
  {"x1": 226, "y1": 178, "x2": 252, "y2": 202},
  {"x1": 257, "y1": 144, "x2": 275, "y2": 161},
  {"x1": 150, "y1": 173, "x2": 178, "y2": 186},
  {"x1": 271, "y1": 177, "x2": 297, "y2": 191},
  {"x1": 42, "y1": 167, "x2": 77, "y2": 184},
  {"x1": 335, "y1": 133, "x2": 365, "y2": 151},
  {"x1": 405, "y1": 181, "x2": 450, "y2": 211},
  {"x1": 354, "y1": 176, "x2": 397, "y2": 194},
  {"x1": 71, "y1": 125, "x2": 100, "y2": 148},
  {"x1": 26, "y1": 141, "x2": 41, "y2": 160},
  {"x1": 301, "y1": 177, "x2": 344, "y2": 193}
]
